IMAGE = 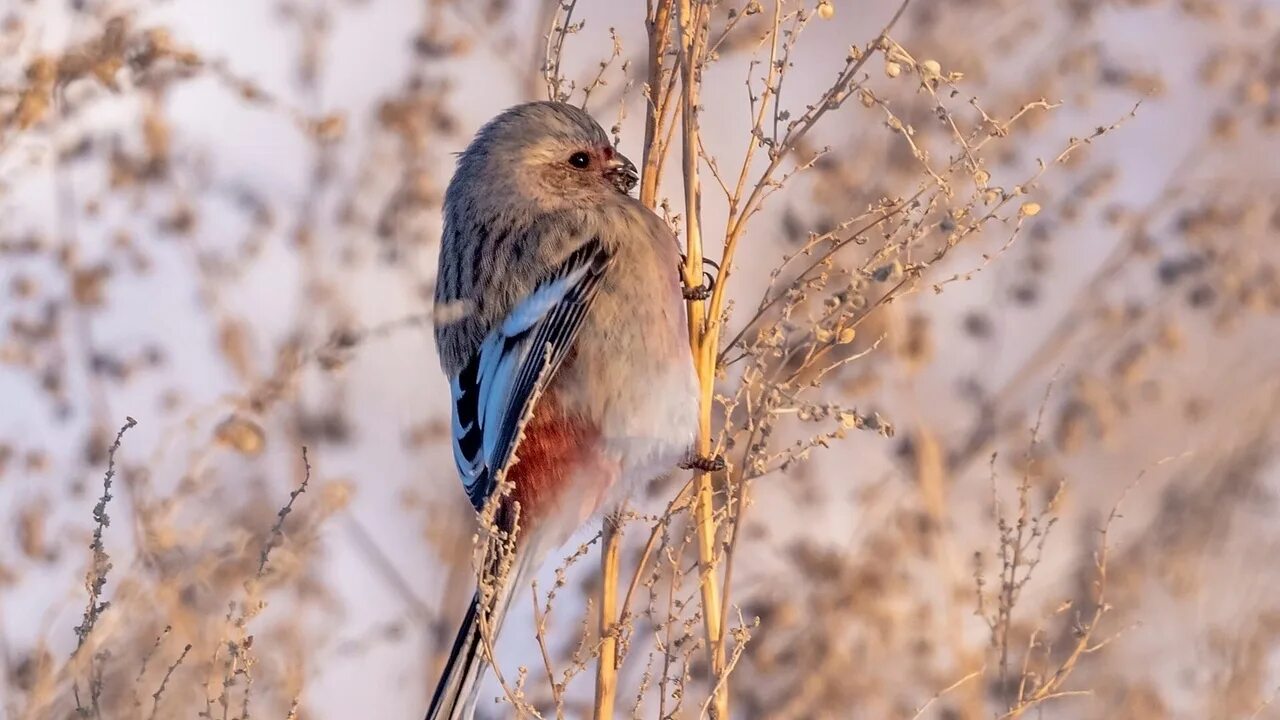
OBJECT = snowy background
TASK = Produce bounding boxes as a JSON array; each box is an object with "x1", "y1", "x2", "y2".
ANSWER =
[{"x1": 2, "y1": 0, "x2": 1280, "y2": 718}]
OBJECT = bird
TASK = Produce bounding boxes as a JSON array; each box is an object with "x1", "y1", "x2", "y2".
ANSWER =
[{"x1": 427, "y1": 101, "x2": 701, "y2": 720}]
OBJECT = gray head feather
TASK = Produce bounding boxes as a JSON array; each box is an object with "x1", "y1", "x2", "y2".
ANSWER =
[{"x1": 448, "y1": 102, "x2": 630, "y2": 216}]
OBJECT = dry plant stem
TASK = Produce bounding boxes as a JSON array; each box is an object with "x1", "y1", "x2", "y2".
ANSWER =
[
  {"x1": 1009, "y1": 479, "x2": 1136, "y2": 718},
  {"x1": 531, "y1": 581, "x2": 565, "y2": 717},
  {"x1": 639, "y1": 24, "x2": 685, "y2": 231},
  {"x1": 671, "y1": 2, "x2": 915, "y2": 712},
  {"x1": 148, "y1": 643, "x2": 192, "y2": 720},
  {"x1": 543, "y1": 0, "x2": 581, "y2": 102},
  {"x1": 702, "y1": 1, "x2": 783, "y2": 644},
  {"x1": 910, "y1": 667, "x2": 985, "y2": 720},
  {"x1": 620, "y1": 480, "x2": 697, "y2": 619},
  {"x1": 257, "y1": 447, "x2": 312, "y2": 577},
  {"x1": 71, "y1": 416, "x2": 138, "y2": 717},
  {"x1": 641, "y1": 0, "x2": 677, "y2": 209},
  {"x1": 472, "y1": 481, "x2": 537, "y2": 718},
  {"x1": 705, "y1": 0, "x2": 912, "y2": 341},
  {"x1": 674, "y1": 1, "x2": 729, "y2": 717},
  {"x1": 74, "y1": 417, "x2": 138, "y2": 652},
  {"x1": 593, "y1": 515, "x2": 622, "y2": 720}
]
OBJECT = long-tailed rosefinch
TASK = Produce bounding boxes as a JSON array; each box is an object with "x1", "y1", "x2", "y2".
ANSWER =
[{"x1": 427, "y1": 101, "x2": 699, "y2": 720}]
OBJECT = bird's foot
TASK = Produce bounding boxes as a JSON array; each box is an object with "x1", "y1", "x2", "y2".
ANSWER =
[
  {"x1": 679, "y1": 256, "x2": 721, "y2": 301},
  {"x1": 682, "y1": 283, "x2": 712, "y2": 301},
  {"x1": 681, "y1": 453, "x2": 726, "y2": 473}
]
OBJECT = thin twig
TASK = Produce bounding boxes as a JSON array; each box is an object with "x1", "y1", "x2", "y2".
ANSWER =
[{"x1": 257, "y1": 446, "x2": 312, "y2": 577}]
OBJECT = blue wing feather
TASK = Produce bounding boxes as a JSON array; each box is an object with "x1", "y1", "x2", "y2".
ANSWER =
[{"x1": 447, "y1": 238, "x2": 613, "y2": 512}]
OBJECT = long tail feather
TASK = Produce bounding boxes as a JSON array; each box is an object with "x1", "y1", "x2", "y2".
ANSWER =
[
  {"x1": 426, "y1": 553, "x2": 531, "y2": 720},
  {"x1": 425, "y1": 590, "x2": 485, "y2": 720}
]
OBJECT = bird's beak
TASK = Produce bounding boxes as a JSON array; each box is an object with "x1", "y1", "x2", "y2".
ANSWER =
[{"x1": 605, "y1": 153, "x2": 639, "y2": 195}]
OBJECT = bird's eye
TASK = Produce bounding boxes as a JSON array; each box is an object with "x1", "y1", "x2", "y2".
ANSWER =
[{"x1": 568, "y1": 151, "x2": 591, "y2": 169}]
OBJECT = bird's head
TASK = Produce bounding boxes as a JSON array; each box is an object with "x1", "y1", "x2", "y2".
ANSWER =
[{"x1": 451, "y1": 101, "x2": 638, "y2": 212}]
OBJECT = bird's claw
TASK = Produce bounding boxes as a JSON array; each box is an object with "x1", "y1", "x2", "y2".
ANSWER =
[
  {"x1": 682, "y1": 283, "x2": 713, "y2": 301},
  {"x1": 679, "y1": 256, "x2": 721, "y2": 302},
  {"x1": 681, "y1": 454, "x2": 726, "y2": 473}
]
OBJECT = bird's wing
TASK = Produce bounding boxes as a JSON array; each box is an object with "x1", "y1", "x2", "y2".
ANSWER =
[{"x1": 448, "y1": 237, "x2": 613, "y2": 512}]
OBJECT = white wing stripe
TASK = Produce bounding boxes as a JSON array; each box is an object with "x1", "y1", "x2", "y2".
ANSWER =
[{"x1": 446, "y1": 238, "x2": 613, "y2": 512}]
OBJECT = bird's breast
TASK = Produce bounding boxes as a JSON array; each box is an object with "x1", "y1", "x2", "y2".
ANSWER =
[{"x1": 559, "y1": 229, "x2": 699, "y2": 490}]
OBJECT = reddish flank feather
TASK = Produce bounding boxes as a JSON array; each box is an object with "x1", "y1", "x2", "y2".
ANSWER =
[{"x1": 504, "y1": 385, "x2": 601, "y2": 533}]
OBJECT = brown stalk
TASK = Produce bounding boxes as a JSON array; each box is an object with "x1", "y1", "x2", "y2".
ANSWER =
[
  {"x1": 593, "y1": 514, "x2": 622, "y2": 720},
  {"x1": 673, "y1": 1, "x2": 729, "y2": 717},
  {"x1": 639, "y1": 0, "x2": 676, "y2": 210}
]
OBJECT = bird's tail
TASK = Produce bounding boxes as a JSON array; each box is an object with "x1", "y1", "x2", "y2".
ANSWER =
[
  {"x1": 426, "y1": 553, "x2": 530, "y2": 720},
  {"x1": 425, "y1": 590, "x2": 486, "y2": 720}
]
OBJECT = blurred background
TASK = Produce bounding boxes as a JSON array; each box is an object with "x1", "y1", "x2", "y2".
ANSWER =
[{"x1": 2, "y1": 0, "x2": 1279, "y2": 718}]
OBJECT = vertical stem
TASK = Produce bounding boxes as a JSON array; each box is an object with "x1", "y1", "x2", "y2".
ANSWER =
[
  {"x1": 594, "y1": 515, "x2": 621, "y2": 720},
  {"x1": 677, "y1": 0, "x2": 708, "y2": 347},
  {"x1": 676, "y1": 1, "x2": 728, "y2": 717},
  {"x1": 640, "y1": 0, "x2": 673, "y2": 209},
  {"x1": 643, "y1": 1, "x2": 728, "y2": 715}
]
